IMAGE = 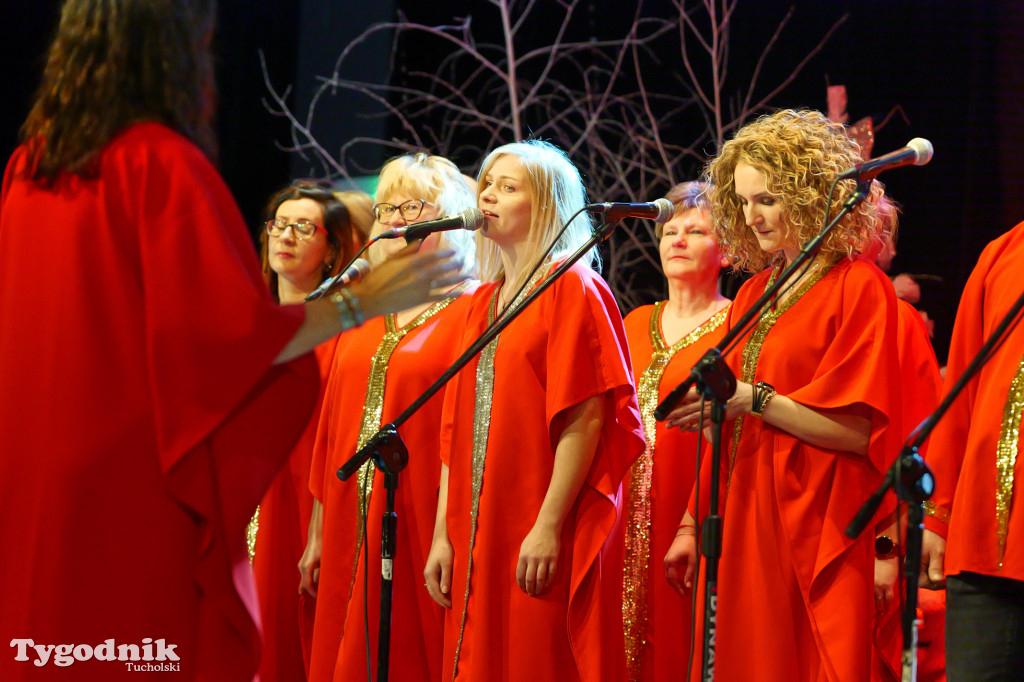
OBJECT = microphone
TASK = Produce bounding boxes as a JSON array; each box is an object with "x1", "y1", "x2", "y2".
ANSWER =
[
  {"x1": 588, "y1": 198, "x2": 675, "y2": 224},
  {"x1": 837, "y1": 138, "x2": 934, "y2": 181},
  {"x1": 377, "y1": 207, "x2": 485, "y2": 241},
  {"x1": 305, "y1": 258, "x2": 371, "y2": 301}
]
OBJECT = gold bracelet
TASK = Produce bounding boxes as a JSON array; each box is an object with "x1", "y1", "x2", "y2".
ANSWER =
[
  {"x1": 923, "y1": 501, "x2": 951, "y2": 524},
  {"x1": 751, "y1": 380, "x2": 777, "y2": 418},
  {"x1": 330, "y1": 288, "x2": 364, "y2": 329}
]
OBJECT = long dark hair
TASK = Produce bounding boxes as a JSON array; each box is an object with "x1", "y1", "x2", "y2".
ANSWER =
[
  {"x1": 20, "y1": 0, "x2": 218, "y2": 183},
  {"x1": 259, "y1": 181, "x2": 362, "y2": 301}
]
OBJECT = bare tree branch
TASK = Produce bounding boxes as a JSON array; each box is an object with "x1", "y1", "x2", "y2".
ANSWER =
[{"x1": 263, "y1": 2, "x2": 847, "y2": 307}]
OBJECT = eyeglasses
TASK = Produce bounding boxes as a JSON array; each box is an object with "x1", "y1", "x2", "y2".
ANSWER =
[
  {"x1": 372, "y1": 199, "x2": 433, "y2": 222},
  {"x1": 264, "y1": 218, "x2": 326, "y2": 240}
]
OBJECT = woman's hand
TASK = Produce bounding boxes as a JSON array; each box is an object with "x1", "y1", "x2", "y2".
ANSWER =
[
  {"x1": 350, "y1": 245, "x2": 466, "y2": 319},
  {"x1": 663, "y1": 382, "x2": 754, "y2": 432},
  {"x1": 298, "y1": 500, "x2": 323, "y2": 598},
  {"x1": 919, "y1": 529, "x2": 947, "y2": 589},
  {"x1": 517, "y1": 521, "x2": 561, "y2": 597},
  {"x1": 665, "y1": 526, "x2": 698, "y2": 597},
  {"x1": 424, "y1": 535, "x2": 454, "y2": 609},
  {"x1": 874, "y1": 555, "x2": 900, "y2": 614}
]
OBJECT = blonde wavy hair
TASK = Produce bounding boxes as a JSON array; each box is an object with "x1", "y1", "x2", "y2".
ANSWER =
[
  {"x1": 705, "y1": 109, "x2": 884, "y2": 273},
  {"x1": 369, "y1": 152, "x2": 478, "y2": 277},
  {"x1": 475, "y1": 140, "x2": 597, "y2": 288}
]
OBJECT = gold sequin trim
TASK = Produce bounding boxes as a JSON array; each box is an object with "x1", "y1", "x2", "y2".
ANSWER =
[
  {"x1": 923, "y1": 501, "x2": 951, "y2": 525},
  {"x1": 246, "y1": 506, "x2": 259, "y2": 564},
  {"x1": 452, "y1": 267, "x2": 550, "y2": 679},
  {"x1": 345, "y1": 290, "x2": 466, "y2": 604},
  {"x1": 728, "y1": 260, "x2": 834, "y2": 482},
  {"x1": 995, "y1": 352, "x2": 1024, "y2": 568},
  {"x1": 622, "y1": 302, "x2": 729, "y2": 679}
]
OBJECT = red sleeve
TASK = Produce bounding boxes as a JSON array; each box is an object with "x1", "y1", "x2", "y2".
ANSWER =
[
  {"x1": 548, "y1": 266, "x2": 644, "y2": 682},
  {"x1": 784, "y1": 260, "x2": 902, "y2": 475},
  {"x1": 120, "y1": 127, "x2": 312, "y2": 479},
  {"x1": 544, "y1": 266, "x2": 644, "y2": 499}
]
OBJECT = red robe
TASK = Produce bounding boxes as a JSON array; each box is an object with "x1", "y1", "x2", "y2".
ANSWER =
[
  {"x1": 925, "y1": 221, "x2": 1024, "y2": 582},
  {"x1": 439, "y1": 263, "x2": 644, "y2": 682},
  {"x1": 307, "y1": 293, "x2": 473, "y2": 682},
  {"x1": 871, "y1": 298, "x2": 943, "y2": 682},
  {"x1": 689, "y1": 257, "x2": 901, "y2": 681},
  {"x1": 254, "y1": 338, "x2": 339, "y2": 682},
  {"x1": 0, "y1": 123, "x2": 318, "y2": 681},
  {"x1": 620, "y1": 302, "x2": 729, "y2": 681}
]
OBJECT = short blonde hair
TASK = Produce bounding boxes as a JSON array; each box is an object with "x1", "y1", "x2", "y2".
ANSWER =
[
  {"x1": 475, "y1": 140, "x2": 596, "y2": 287},
  {"x1": 705, "y1": 109, "x2": 884, "y2": 272},
  {"x1": 369, "y1": 152, "x2": 477, "y2": 275}
]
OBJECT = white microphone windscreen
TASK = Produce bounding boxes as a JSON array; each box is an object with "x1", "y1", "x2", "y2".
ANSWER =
[
  {"x1": 350, "y1": 258, "x2": 371, "y2": 278},
  {"x1": 908, "y1": 138, "x2": 934, "y2": 165}
]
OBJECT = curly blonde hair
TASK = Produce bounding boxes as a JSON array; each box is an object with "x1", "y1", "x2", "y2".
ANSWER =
[{"x1": 705, "y1": 109, "x2": 884, "y2": 272}]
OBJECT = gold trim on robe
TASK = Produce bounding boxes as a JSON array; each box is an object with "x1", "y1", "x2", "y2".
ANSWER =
[
  {"x1": 347, "y1": 290, "x2": 466, "y2": 601},
  {"x1": 728, "y1": 260, "x2": 834, "y2": 482},
  {"x1": 452, "y1": 266, "x2": 550, "y2": 679},
  {"x1": 995, "y1": 352, "x2": 1024, "y2": 567},
  {"x1": 622, "y1": 301, "x2": 729, "y2": 679}
]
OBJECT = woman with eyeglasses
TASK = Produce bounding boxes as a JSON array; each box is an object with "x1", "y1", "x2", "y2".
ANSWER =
[
  {"x1": 304, "y1": 153, "x2": 479, "y2": 682},
  {"x1": 662, "y1": 110, "x2": 901, "y2": 681},
  {"x1": 259, "y1": 184, "x2": 371, "y2": 304},
  {"x1": 0, "y1": 2, "x2": 463, "y2": 681},
  {"x1": 248, "y1": 181, "x2": 373, "y2": 682},
  {"x1": 423, "y1": 140, "x2": 644, "y2": 681}
]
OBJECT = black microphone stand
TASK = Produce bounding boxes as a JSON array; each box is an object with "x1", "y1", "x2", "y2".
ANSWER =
[
  {"x1": 336, "y1": 214, "x2": 624, "y2": 682},
  {"x1": 846, "y1": 281, "x2": 1024, "y2": 682},
  {"x1": 653, "y1": 180, "x2": 872, "y2": 682}
]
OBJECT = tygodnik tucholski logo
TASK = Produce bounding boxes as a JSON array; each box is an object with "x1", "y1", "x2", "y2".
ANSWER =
[{"x1": 10, "y1": 638, "x2": 181, "y2": 671}]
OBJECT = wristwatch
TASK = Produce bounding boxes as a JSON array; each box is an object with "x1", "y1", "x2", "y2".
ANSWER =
[{"x1": 874, "y1": 535, "x2": 898, "y2": 559}]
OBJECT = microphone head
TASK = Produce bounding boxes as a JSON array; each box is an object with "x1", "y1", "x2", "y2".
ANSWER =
[
  {"x1": 908, "y1": 138, "x2": 934, "y2": 166},
  {"x1": 459, "y1": 206, "x2": 485, "y2": 230},
  {"x1": 652, "y1": 198, "x2": 675, "y2": 224},
  {"x1": 349, "y1": 257, "x2": 371, "y2": 277}
]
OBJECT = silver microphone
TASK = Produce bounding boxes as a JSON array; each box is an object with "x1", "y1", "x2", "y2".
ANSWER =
[
  {"x1": 588, "y1": 198, "x2": 675, "y2": 224},
  {"x1": 837, "y1": 138, "x2": 934, "y2": 181},
  {"x1": 377, "y1": 207, "x2": 485, "y2": 241},
  {"x1": 305, "y1": 258, "x2": 370, "y2": 301}
]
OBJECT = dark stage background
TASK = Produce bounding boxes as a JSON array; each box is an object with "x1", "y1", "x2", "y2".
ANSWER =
[{"x1": 4, "y1": 1, "x2": 1024, "y2": 363}]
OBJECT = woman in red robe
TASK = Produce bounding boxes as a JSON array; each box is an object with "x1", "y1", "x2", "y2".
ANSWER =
[
  {"x1": 249, "y1": 182, "x2": 372, "y2": 682},
  {"x1": 920, "y1": 221, "x2": 1024, "y2": 679},
  {"x1": 302, "y1": 153, "x2": 479, "y2": 682},
  {"x1": 619, "y1": 182, "x2": 730, "y2": 681},
  {"x1": 663, "y1": 110, "x2": 902, "y2": 681},
  {"x1": 423, "y1": 140, "x2": 645, "y2": 681},
  {"x1": 0, "y1": 4, "x2": 463, "y2": 680}
]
